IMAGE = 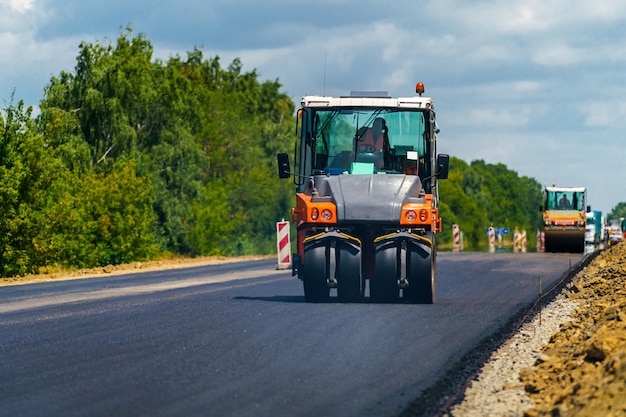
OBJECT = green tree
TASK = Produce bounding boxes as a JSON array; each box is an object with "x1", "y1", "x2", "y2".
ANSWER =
[
  {"x1": 438, "y1": 159, "x2": 483, "y2": 249},
  {"x1": 438, "y1": 157, "x2": 542, "y2": 250},
  {"x1": 469, "y1": 160, "x2": 542, "y2": 232},
  {"x1": 37, "y1": 28, "x2": 295, "y2": 263},
  {"x1": 0, "y1": 100, "x2": 65, "y2": 275},
  {"x1": 40, "y1": 162, "x2": 160, "y2": 268},
  {"x1": 607, "y1": 202, "x2": 626, "y2": 222}
]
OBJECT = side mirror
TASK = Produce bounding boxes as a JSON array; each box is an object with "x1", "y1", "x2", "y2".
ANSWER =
[
  {"x1": 586, "y1": 205, "x2": 591, "y2": 213},
  {"x1": 436, "y1": 154, "x2": 449, "y2": 180},
  {"x1": 277, "y1": 153, "x2": 291, "y2": 179}
]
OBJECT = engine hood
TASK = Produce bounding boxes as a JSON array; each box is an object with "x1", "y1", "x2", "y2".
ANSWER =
[{"x1": 311, "y1": 174, "x2": 426, "y2": 223}]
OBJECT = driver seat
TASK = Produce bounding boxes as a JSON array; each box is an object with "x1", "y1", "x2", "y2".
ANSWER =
[{"x1": 357, "y1": 118, "x2": 388, "y2": 168}]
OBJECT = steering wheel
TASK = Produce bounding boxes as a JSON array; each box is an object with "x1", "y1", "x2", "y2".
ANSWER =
[{"x1": 358, "y1": 144, "x2": 376, "y2": 153}]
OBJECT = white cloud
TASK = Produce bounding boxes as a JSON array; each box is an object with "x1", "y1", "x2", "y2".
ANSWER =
[
  {"x1": 0, "y1": 0, "x2": 39, "y2": 31},
  {"x1": 0, "y1": 26, "x2": 81, "y2": 106},
  {"x1": 2, "y1": 0, "x2": 34, "y2": 13},
  {"x1": 454, "y1": 106, "x2": 533, "y2": 128},
  {"x1": 532, "y1": 42, "x2": 585, "y2": 66},
  {"x1": 2, "y1": 0, "x2": 626, "y2": 213},
  {"x1": 583, "y1": 101, "x2": 626, "y2": 129},
  {"x1": 504, "y1": 5, "x2": 543, "y2": 31}
]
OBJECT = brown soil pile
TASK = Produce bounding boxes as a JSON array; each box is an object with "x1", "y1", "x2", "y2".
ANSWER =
[{"x1": 520, "y1": 242, "x2": 626, "y2": 417}]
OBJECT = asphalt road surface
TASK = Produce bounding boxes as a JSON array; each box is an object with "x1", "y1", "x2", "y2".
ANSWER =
[{"x1": 0, "y1": 252, "x2": 584, "y2": 417}]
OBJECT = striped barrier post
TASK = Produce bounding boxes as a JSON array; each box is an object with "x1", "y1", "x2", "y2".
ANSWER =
[
  {"x1": 488, "y1": 226, "x2": 495, "y2": 253},
  {"x1": 521, "y1": 230, "x2": 527, "y2": 253},
  {"x1": 276, "y1": 219, "x2": 291, "y2": 270},
  {"x1": 452, "y1": 224, "x2": 461, "y2": 252},
  {"x1": 513, "y1": 227, "x2": 520, "y2": 253}
]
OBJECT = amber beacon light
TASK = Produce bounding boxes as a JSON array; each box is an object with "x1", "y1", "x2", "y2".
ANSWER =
[{"x1": 415, "y1": 82, "x2": 425, "y2": 96}]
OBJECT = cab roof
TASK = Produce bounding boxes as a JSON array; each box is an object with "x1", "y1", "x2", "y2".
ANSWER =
[
  {"x1": 300, "y1": 95, "x2": 433, "y2": 110},
  {"x1": 545, "y1": 186, "x2": 586, "y2": 192}
]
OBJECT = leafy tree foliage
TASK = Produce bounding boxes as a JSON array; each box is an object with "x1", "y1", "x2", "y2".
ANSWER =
[
  {"x1": 0, "y1": 101, "x2": 64, "y2": 275},
  {"x1": 24, "y1": 28, "x2": 293, "y2": 277},
  {"x1": 0, "y1": 29, "x2": 549, "y2": 277},
  {"x1": 40, "y1": 162, "x2": 160, "y2": 268},
  {"x1": 438, "y1": 157, "x2": 543, "y2": 250},
  {"x1": 607, "y1": 202, "x2": 626, "y2": 222}
]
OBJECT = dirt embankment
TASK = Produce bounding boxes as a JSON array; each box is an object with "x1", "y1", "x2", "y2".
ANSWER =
[{"x1": 520, "y1": 242, "x2": 626, "y2": 417}]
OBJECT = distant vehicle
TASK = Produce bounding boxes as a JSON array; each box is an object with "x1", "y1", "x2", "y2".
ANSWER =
[
  {"x1": 277, "y1": 83, "x2": 449, "y2": 303},
  {"x1": 608, "y1": 221, "x2": 624, "y2": 246},
  {"x1": 585, "y1": 210, "x2": 603, "y2": 246},
  {"x1": 540, "y1": 185, "x2": 588, "y2": 252}
]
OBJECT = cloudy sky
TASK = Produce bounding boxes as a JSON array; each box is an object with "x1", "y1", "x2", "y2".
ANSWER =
[{"x1": 2, "y1": 0, "x2": 625, "y2": 217}]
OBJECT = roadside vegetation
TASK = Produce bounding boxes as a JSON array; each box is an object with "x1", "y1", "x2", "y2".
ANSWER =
[
  {"x1": 0, "y1": 29, "x2": 612, "y2": 278},
  {"x1": 1, "y1": 29, "x2": 294, "y2": 277},
  {"x1": 438, "y1": 157, "x2": 543, "y2": 250}
]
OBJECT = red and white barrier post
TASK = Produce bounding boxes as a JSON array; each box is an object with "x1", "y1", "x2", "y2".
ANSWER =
[
  {"x1": 452, "y1": 223, "x2": 461, "y2": 252},
  {"x1": 276, "y1": 219, "x2": 291, "y2": 270},
  {"x1": 521, "y1": 230, "x2": 527, "y2": 253},
  {"x1": 488, "y1": 226, "x2": 495, "y2": 253},
  {"x1": 513, "y1": 227, "x2": 520, "y2": 253}
]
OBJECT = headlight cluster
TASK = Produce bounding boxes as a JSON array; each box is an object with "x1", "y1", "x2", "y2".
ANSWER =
[
  {"x1": 402, "y1": 208, "x2": 431, "y2": 224},
  {"x1": 310, "y1": 207, "x2": 333, "y2": 222},
  {"x1": 295, "y1": 194, "x2": 336, "y2": 224},
  {"x1": 408, "y1": 209, "x2": 428, "y2": 222}
]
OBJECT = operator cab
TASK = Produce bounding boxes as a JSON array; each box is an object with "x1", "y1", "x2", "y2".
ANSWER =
[
  {"x1": 309, "y1": 105, "x2": 429, "y2": 177},
  {"x1": 283, "y1": 85, "x2": 448, "y2": 194}
]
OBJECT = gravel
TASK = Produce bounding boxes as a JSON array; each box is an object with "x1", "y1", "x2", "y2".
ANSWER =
[
  {"x1": 446, "y1": 295, "x2": 579, "y2": 417},
  {"x1": 440, "y1": 242, "x2": 626, "y2": 417}
]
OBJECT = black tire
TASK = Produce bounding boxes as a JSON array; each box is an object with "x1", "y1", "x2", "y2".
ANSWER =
[
  {"x1": 371, "y1": 240, "x2": 400, "y2": 303},
  {"x1": 406, "y1": 232, "x2": 436, "y2": 304},
  {"x1": 302, "y1": 243, "x2": 330, "y2": 303},
  {"x1": 336, "y1": 240, "x2": 363, "y2": 302}
]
